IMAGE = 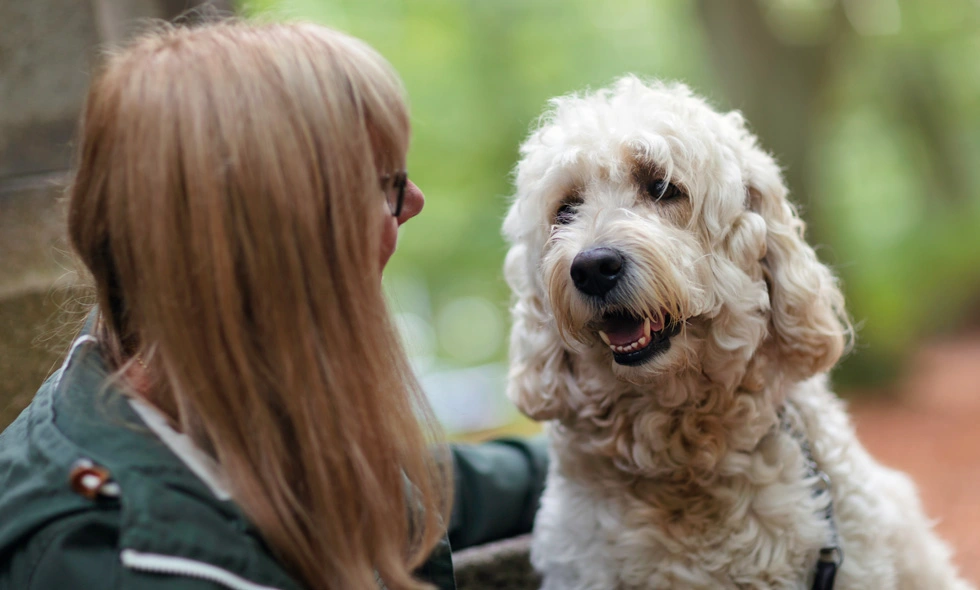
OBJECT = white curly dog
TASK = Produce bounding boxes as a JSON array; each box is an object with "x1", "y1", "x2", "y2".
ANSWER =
[{"x1": 503, "y1": 76, "x2": 973, "y2": 590}]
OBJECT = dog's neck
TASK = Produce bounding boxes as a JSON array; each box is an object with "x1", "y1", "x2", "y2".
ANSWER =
[{"x1": 552, "y1": 355, "x2": 795, "y2": 535}]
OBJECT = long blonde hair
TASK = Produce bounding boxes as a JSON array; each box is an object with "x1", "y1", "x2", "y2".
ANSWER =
[{"x1": 67, "y1": 21, "x2": 450, "y2": 589}]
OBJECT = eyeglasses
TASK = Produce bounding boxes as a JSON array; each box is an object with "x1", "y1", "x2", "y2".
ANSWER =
[{"x1": 380, "y1": 170, "x2": 408, "y2": 217}]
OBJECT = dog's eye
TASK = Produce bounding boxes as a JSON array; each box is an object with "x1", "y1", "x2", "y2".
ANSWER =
[
  {"x1": 555, "y1": 202, "x2": 578, "y2": 225},
  {"x1": 646, "y1": 179, "x2": 685, "y2": 203}
]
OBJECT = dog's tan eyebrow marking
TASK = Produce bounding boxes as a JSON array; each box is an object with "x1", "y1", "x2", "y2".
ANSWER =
[
  {"x1": 630, "y1": 160, "x2": 686, "y2": 198},
  {"x1": 629, "y1": 158, "x2": 666, "y2": 183},
  {"x1": 565, "y1": 184, "x2": 583, "y2": 198},
  {"x1": 626, "y1": 150, "x2": 668, "y2": 181},
  {"x1": 556, "y1": 185, "x2": 584, "y2": 207}
]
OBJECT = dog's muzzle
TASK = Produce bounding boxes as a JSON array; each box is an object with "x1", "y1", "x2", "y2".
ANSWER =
[{"x1": 569, "y1": 246, "x2": 683, "y2": 366}]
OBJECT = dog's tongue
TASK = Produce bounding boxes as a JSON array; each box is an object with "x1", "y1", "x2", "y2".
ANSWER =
[
  {"x1": 601, "y1": 315, "x2": 646, "y2": 346},
  {"x1": 600, "y1": 314, "x2": 667, "y2": 346}
]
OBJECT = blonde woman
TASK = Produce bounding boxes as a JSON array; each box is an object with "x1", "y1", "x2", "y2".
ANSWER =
[{"x1": 0, "y1": 22, "x2": 546, "y2": 590}]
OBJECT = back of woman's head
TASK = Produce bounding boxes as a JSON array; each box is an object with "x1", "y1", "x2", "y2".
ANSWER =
[{"x1": 68, "y1": 21, "x2": 448, "y2": 589}]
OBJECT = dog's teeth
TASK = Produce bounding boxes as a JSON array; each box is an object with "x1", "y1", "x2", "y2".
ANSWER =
[
  {"x1": 599, "y1": 331, "x2": 611, "y2": 346},
  {"x1": 643, "y1": 317, "x2": 651, "y2": 339},
  {"x1": 638, "y1": 336, "x2": 648, "y2": 346}
]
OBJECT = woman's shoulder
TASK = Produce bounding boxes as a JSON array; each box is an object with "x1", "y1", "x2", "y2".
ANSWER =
[{"x1": 0, "y1": 338, "x2": 303, "y2": 590}]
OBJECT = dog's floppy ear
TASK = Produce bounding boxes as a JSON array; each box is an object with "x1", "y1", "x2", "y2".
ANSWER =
[
  {"x1": 503, "y1": 244, "x2": 575, "y2": 421},
  {"x1": 744, "y1": 149, "x2": 851, "y2": 380}
]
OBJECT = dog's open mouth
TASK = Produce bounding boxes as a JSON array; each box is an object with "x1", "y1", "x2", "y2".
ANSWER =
[{"x1": 597, "y1": 311, "x2": 681, "y2": 366}]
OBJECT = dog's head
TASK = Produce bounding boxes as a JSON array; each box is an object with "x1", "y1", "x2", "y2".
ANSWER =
[{"x1": 504, "y1": 77, "x2": 851, "y2": 421}]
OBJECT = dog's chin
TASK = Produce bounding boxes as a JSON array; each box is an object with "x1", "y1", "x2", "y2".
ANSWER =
[{"x1": 607, "y1": 344, "x2": 685, "y2": 384}]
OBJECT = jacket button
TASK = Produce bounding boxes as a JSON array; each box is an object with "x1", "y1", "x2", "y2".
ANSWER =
[{"x1": 69, "y1": 458, "x2": 119, "y2": 500}]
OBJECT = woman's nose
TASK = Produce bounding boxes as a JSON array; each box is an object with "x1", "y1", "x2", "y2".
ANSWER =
[{"x1": 397, "y1": 180, "x2": 424, "y2": 226}]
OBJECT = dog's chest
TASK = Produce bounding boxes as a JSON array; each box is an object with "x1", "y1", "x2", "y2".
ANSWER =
[{"x1": 537, "y1": 444, "x2": 832, "y2": 589}]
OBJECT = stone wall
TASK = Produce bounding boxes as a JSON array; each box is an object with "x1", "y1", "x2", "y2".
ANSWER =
[
  {"x1": 1, "y1": 0, "x2": 102, "y2": 423},
  {"x1": 0, "y1": 0, "x2": 231, "y2": 426}
]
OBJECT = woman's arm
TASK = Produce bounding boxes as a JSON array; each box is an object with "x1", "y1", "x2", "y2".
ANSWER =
[{"x1": 447, "y1": 435, "x2": 549, "y2": 550}]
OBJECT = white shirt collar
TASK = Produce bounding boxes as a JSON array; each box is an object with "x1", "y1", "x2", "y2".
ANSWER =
[{"x1": 128, "y1": 397, "x2": 232, "y2": 501}]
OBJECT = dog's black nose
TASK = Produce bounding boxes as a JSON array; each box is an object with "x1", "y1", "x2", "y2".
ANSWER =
[{"x1": 570, "y1": 247, "x2": 624, "y2": 297}]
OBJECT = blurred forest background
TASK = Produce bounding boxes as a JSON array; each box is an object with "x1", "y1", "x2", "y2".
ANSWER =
[{"x1": 241, "y1": 0, "x2": 980, "y2": 432}]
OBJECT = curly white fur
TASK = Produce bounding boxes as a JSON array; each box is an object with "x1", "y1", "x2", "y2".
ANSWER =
[{"x1": 503, "y1": 76, "x2": 973, "y2": 590}]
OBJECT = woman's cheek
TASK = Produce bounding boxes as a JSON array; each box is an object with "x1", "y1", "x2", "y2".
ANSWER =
[{"x1": 379, "y1": 215, "x2": 398, "y2": 270}]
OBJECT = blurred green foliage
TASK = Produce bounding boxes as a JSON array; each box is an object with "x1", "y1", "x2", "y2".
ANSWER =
[{"x1": 240, "y1": 0, "x2": 980, "y2": 389}]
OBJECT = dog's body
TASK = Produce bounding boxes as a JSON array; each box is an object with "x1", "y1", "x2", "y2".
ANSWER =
[{"x1": 503, "y1": 77, "x2": 972, "y2": 589}]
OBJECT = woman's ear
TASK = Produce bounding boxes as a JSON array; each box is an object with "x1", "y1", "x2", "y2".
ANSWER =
[
  {"x1": 504, "y1": 244, "x2": 574, "y2": 422},
  {"x1": 745, "y1": 152, "x2": 852, "y2": 380}
]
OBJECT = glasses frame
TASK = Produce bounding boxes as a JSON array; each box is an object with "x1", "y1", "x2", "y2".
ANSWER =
[{"x1": 381, "y1": 170, "x2": 408, "y2": 217}]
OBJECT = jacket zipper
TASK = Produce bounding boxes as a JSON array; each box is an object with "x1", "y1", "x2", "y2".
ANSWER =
[{"x1": 120, "y1": 549, "x2": 283, "y2": 590}]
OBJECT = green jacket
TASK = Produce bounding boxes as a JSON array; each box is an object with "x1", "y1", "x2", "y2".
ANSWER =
[{"x1": 0, "y1": 334, "x2": 548, "y2": 589}]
